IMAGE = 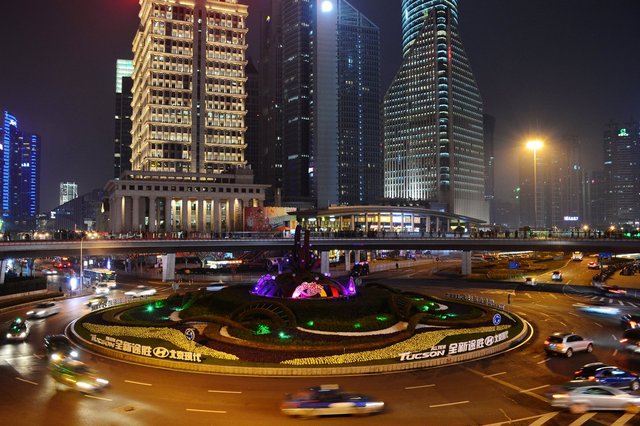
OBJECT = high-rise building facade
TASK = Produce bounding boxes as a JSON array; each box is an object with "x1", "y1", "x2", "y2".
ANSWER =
[
  {"x1": 60, "y1": 182, "x2": 79, "y2": 205},
  {"x1": 483, "y1": 114, "x2": 495, "y2": 224},
  {"x1": 114, "y1": 59, "x2": 134, "y2": 178},
  {"x1": 260, "y1": 0, "x2": 381, "y2": 207},
  {"x1": 384, "y1": 0, "x2": 487, "y2": 222},
  {"x1": 106, "y1": 0, "x2": 266, "y2": 234},
  {"x1": 603, "y1": 122, "x2": 640, "y2": 225},
  {"x1": 1, "y1": 111, "x2": 40, "y2": 231}
]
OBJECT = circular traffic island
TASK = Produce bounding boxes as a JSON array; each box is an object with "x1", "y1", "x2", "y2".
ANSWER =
[{"x1": 73, "y1": 282, "x2": 529, "y2": 375}]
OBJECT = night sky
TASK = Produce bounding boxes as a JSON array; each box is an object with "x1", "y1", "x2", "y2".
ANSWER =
[{"x1": 1, "y1": 0, "x2": 639, "y2": 213}]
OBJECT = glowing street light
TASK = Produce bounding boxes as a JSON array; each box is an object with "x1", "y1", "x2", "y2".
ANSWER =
[{"x1": 526, "y1": 139, "x2": 543, "y2": 228}]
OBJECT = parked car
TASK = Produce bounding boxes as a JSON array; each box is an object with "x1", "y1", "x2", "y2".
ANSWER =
[
  {"x1": 524, "y1": 276, "x2": 537, "y2": 286},
  {"x1": 5, "y1": 317, "x2": 30, "y2": 341},
  {"x1": 44, "y1": 334, "x2": 79, "y2": 360},
  {"x1": 548, "y1": 384, "x2": 640, "y2": 413},
  {"x1": 49, "y1": 359, "x2": 109, "y2": 393},
  {"x1": 281, "y1": 384, "x2": 384, "y2": 418},
  {"x1": 551, "y1": 271, "x2": 563, "y2": 281},
  {"x1": 619, "y1": 328, "x2": 640, "y2": 355},
  {"x1": 621, "y1": 313, "x2": 640, "y2": 329},
  {"x1": 574, "y1": 363, "x2": 640, "y2": 391},
  {"x1": 124, "y1": 286, "x2": 157, "y2": 298},
  {"x1": 26, "y1": 302, "x2": 61, "y2": 318},
  {"x1": 544, "y1": 332, "x2": 593, "y2": 357}
]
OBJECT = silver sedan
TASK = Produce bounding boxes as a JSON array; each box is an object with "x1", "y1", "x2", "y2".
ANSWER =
[{"x1": 549, "y1": 384, "x2": 640, "y2": 414}]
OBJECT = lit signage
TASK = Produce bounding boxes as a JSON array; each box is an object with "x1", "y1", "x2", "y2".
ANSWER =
[
  {"x1": 564, "y1": 216, "x2": 579, "y2": 221},
  {"x1": 619, "y1": 128, "x2": 629, "y2": 137},
  {"x1": 9, "y1": 120, "x2": 17, "y2": 126}
]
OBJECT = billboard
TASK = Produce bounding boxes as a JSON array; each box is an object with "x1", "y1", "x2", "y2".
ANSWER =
[{"x1": 244, "y1": 207, "x2": 297, "y2": 232}]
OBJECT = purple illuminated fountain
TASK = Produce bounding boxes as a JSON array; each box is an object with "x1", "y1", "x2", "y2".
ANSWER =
[{"x1": 251, "y1": 226, "x2": 357, "y2": 299}]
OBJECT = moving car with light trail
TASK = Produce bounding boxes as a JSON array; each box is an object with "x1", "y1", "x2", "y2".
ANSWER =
[
  {"x1": 49, "y1": 359, "x2": 109, "y2": 393},
  {"x1": 26, "y1": 301, "x2": 61, "y2": 318},
  {"x1": 281, "y1": 384, "x2": 384, "y2": 418},
  {"x1": 574, "y1": 363, "x2": 640, "y2": 391},
  {"x1": 621, "y1": 313, "x2": 640, "y2": 329},
  {"x1": 124, "y1": 286, "x2": 157, "y2": 298},
  {"x1": 44, "y1": 334, "x2": 79, "y2": 360},
  {"x1": 6, "y1": 318, "x2": 30, "y2": 341},
  {"x1": 549, "y1": 384, "x2": 640, "y2": 414}
]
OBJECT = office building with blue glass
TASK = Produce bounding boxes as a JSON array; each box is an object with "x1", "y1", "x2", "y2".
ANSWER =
[
  {"x1": 384, "y1": 0, "x2": 487, "y2": 222},
  {"x1": 1, "y1": 111, "x2": 40, "y2": 231}
]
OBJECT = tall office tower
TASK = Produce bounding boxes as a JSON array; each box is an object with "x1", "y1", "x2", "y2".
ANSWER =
[
  {"x1": 555, "y1": 135, "x2": 584, "y2": 228},
  {"x1": 59, "y1": 182, "x2": 79, "y2": 205},
  {"x1": 1, "y1": 112, "x2": 40, "y2": 230},
  {"x1": 261, "y1": 0, "x2": 381, "y2": 207},
  {"x1": 603, "y1": 122, "x2": 640, "y2": 225},
  {"x1": 384, "y1": 0, "x2": 487, "y2": 221},
  {"x1": 483, "y1": 114, "x2": 495, "y2": 224},
  {"x1": 114, "y1": 59, "x2": 134, "y2": 178},
  {"x1": 518, "y1": 144, "x2": 548, "y2": 228},
  {"x1": 106, "y1": 0, "x2": 266, "y2": 234},
  {"x1": 244, "y1": 57, "x2": 260, "y2": 183},
  {"x1": 586, "y1": 170, "x2": 607, "y2": 226}
]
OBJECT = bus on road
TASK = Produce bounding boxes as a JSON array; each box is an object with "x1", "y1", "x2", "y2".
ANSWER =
[{"x1": 82, "y1": 268, "x2": 117, "y2": 289}]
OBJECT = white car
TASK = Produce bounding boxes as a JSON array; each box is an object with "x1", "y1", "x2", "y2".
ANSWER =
[
  {"x1": 524, "y1": 277, "x2": 537, "y2": 286},
  {"x1": 124, "y1": 286, "x2": 157, "y2": 298},
  {"x1": 544, "y1": 332, "x2": 593, "y2": 357},
  {"x1": 551, "y1": 271, "x2": 563, "y2": 281},
  {"x1": 94, "y1": 283, "x2": 110, "y2": 295},
  {"x1": 26, "y1": 302, "x2": 61, "y2": 318}
]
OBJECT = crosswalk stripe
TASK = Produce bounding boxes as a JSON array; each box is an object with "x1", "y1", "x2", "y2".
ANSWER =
[
  {"x1": 618, "y1": 300, "x2": 624, "y2": 305},
  {"x1": 568, "y1": 413, "x2": 596, "y2": 426},
  {"x1": 528, "y1": 412, "x2": 560, "y2": 425},
  {"x1": 610, "y1": 413, "x2": 637, "y2": 426},
  {"x1": 481, "y1": 412, "x2": 559, "y2": 426}
]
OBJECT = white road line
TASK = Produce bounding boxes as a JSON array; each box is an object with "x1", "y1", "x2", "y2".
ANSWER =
[
  {"x1": 520, "y1": 384, "x2": 549, "y2": 392},
  {"x1": 613, "y1": 349, "x2": 618, "y2": 356},
  {"x1": 630, "y1": 302, "x2": 639, "y2": 308},
  {"x1": 207, "y1": 389, "x2": 242, "y2": 394},
  {"x1": 84, "y1": 395, "x2": 112, "y2": 401},
  {"x1": 610, "y1": 413, "x2": 637, "y2": 426},
  {"x1": 529, "y1": 412, "x2": 561, "y2": 426},
  {"x1": 568, "y1": 312, "x2": 579, "y2": 317},
  {"x1": 612, "y1": 334, "x2": 619, "y2": 341},
  {"x1": 525, "y1": 293, "x2": 532, "y2": 298},
  {"x1": 537, "y1": 359, "x2": 549, "y2": 365},
  {"x1": 568, "y1": 413, "x2": 596, "y2": 426},
  {"x1": 559, "y1": 321, "x2": 567, "y2": 327},
  {"x1": 429, "y1": 400, "x2": 469, "y2": 408},
  {"x1": 16, "y1": 377, "x2": 38, "y2": 386},
  {"x1": 32, "y1": 354, "x2": 43, "y2": 360},
  {"x1": 186, "y1": 409, "x2": 226, "y2": 414},
  {"x1": 609, "y1": 298, "x2": 614, "y2": 304},
  {"x1": 482, "y1": 412, "x2": 559, "y2": 426},
  {"x1": 593, "y1": 322, "x2": 602, "y2": 327},
  {"x1": 618, "y1": 300, "x2": 624, "y2": 305},
  {"x1": 548, "y1": 294, "x2": 557, "y2": 299},
  {"x1": 482, "y1": 372, "x2": 506, "y2": 378},
  {"x1": 125, "y1": 380, "x2": 152, "y2": 386}
]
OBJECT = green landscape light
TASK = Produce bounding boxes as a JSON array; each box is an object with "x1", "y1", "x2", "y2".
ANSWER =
[
  {"x1": 376, "y1": 316, "x2": 388, "y2": 321},
  {"x1": 146, "y1": 305, "x2": 154, "y2": 312},
  {"x1": 421, "y1": 305, "x2": 430, "y2": 312},
  {"x1": 306, "y1": 320, "x2": 315, "y2": 327},
  {"x1": 278, "y1": 331, "x2": 291, "y2": 339},
  {"x1": 353, "y1": 322, "x2": 362, "y2": 329},
  {"x1": 256, "y1": 324, "x2": 271, "y2": 335}
]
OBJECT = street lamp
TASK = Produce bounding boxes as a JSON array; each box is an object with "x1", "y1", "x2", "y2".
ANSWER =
[{"x1": 526, "y1": 140, "x2": 543, "y2": 229}]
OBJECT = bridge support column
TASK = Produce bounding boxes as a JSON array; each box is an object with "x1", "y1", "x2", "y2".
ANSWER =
[
  {"x1": 355, "y1": 250, "x2": 361, "y2": 263},
  {"x1": 162, "y1": 253, "x2": 176, "y2": 282},
  {"x1": 0, "y1": 259, "x2": 7, "y2": 284},
  {"x1": 345, "y1": 250, "x2": 351, "y2": 272},
  {"x1": 461, "y1": 251, "x2": 472, "y2": 275},
  {"x1": 320, "y1": 252, "x2": 330, "y2": 275}
]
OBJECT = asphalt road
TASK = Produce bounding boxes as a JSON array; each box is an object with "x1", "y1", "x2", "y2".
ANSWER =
[{"x1": 1, "y1": 268, "x2": 640, "y2": 425}]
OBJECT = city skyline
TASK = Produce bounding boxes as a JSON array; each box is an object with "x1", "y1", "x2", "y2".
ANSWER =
[{"x1": 0, "y1": 0, "x2": 639, "y2": 213}]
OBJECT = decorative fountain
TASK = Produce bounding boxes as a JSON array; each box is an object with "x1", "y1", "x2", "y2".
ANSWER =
[{"x1": 252, "y1": 225, "x2": 357, "y2": 299}]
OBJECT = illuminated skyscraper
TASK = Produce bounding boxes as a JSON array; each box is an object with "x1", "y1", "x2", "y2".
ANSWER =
[
  {"x1": 114, "y1": 59, "x2": 134, "y2": 178},
  {"x1": 384, "y1": 0, "x2": 487, "y2": 222},
  {"x1": 106, "y1": 0, "x2": 266, "y2": 234},
  {"x1": 260, "y1": 0, "x2": 381, "y2": 207},
  {"x1": 60, "y1": 182, "x2": 79, "y2": 205},
  {"x1": 1, "y1": 111, "x2": 40, "y2": 230}
]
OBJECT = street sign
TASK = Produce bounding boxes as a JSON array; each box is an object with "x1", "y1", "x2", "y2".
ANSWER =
[
  {"x1": 599, "y1": 252, "x2": 612, "y2": 260},
  {"x1": 492, "y1": 313, "x2": 501, "y2": 326},
  {"x1": 508, "y1": 261, "x2": 519, "y2": 269},
  {"x1": 184, "y1": 328, "x2": 196, "y2": 341}
]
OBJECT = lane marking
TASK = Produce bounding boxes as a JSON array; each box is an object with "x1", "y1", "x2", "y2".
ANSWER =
[
  {"x1": 84, "y1": 395, "x2": 112, "y2": 401},
  {"x1": 529, "y1": 412, "x2": 561, "y2": 426},
  {"x1": 612, "y1": 334, "x2": 619, "y2": 341},
  {"x1": 186, "y1": 408, "x2": 226, "y2": 414},
  {"x1": 125, "y1": 380, "x2": 152, "y2": 386},
  {"x1": 429, "y1": 400, "x2": 469, "y2": 408},
  {"x1": 525, "y1": 293, "x2": 532, "y2": 299},
  {"x1": 16, "y1": 377, "x2": 38, "y2": 386},
  {"x1": 482, "y1": 412, "x2": 559, "y2": 426},
  {"x1": 593, "y1": 321, "x2": 602, "y2": 327},
  {"x1": 482, "y1": 372, "x2": 506, "y2": 378},
  {"x1": 613, "y1": 349, "x2": 618, "y2": 356},
  {"x1": 537, "y1": 359, "x2": 548, "y2": 365},
  {"x1": 568, "y1": 413, "x2": 596, "y2": 426},
  {"x1": 548, "y1": 294, "x2": 557, "y2": 299},
  {"x1": 559, "y1": 321, "x2": 567, "y2": 327},
  {"x1": 568, "y1": 312, "x2": 579, "y2": 317},
  {"x1": 520, "y1": 384, "x2": 549, "y2": 392},
  {"x1": 618, "y1": 300, "x2": 624, "y2": 306},
  {"x1": 465, "y1": 367, "x2": 548, "y2": 403},
  {"x1": 207, "y1": 389, "x2": 242, "y2": 394},
  {"x1": 611, "y1": 413, "x2": 637, "y2": 426},
  {"x1": 32, "y1": 354, "x2": 43, "y2": 360}
]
